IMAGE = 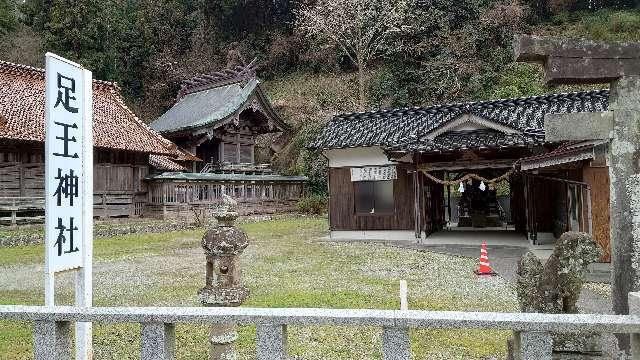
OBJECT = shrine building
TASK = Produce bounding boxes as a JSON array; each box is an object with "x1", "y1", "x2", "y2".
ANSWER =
[
  {"x1": 0, "y1": 60, "x2": 306, "y2": 224},
  {"x1": 0, "y1": 60, "x2": 179, "y2": 224},
  {"x1": 147, "y1": 61, "x2": 307, "y2": 218},
  {"x1": 310, "y1": 90, "x2": 612, "y2": 261}
]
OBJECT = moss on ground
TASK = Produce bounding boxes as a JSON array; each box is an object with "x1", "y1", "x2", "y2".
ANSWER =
[{"x1": 0, "y1": 217, "x2": 518, "y2": 359}]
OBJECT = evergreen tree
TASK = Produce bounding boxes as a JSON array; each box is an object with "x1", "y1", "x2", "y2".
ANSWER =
[{"x1": 0, "y1": 0, "x2": 18, "y2": 35}]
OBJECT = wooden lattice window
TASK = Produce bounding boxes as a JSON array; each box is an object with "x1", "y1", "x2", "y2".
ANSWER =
[
  {"x1": 239, "y1": 145, "x2": 253, "y2": 164},
  {"x1": 223, "y1": 143, "x2": 237, "y2": 164}
]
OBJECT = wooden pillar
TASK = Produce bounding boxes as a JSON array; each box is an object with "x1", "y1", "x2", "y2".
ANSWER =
[
  {"x1": 447, "y1": 175, "x2": 451, "y2": 226},
  {"x1": 10, "y1": 198, "x2": 16, "y2": 226},
  {"x1": 523, "y1": 174, "x2": 530, "y2": 242},
  {"x1": 413, "y1": 167, "x2": 420, "y2": 240},
  {"x1": 101, "y1": 194, "x2": 107, "y2": 219}
]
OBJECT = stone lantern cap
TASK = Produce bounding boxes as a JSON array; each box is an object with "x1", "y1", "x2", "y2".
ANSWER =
[{"x1": 201, "y1": 194, "x2": 249, "y2": 256}]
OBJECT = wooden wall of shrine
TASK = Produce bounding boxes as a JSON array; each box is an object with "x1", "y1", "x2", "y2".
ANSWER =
[
  {"x1": 0, "y1": 140, "x2": 151, "y2": 224},
  {"x1": 515, "y1": 165, "x2": 611, "y2": 261},
  {"x1": 145, "y1": 179, "x2": 306, "y2": 220},
  {"x1": 419, "y1": 172, "x2": 445, "y2": 236},
  {"x1": 328, "y1": 166, "x2": 416, "y2": 231},
  {"x1": 583, "y1": 166, "x2": 611, "y2": 262}
]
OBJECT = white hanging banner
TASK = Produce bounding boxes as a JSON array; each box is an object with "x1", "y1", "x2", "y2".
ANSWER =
[{"x1": 350, "y1": 166, "x2": 397, "y2": 182}]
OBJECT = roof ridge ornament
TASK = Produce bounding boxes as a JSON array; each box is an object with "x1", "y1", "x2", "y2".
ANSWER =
[{"x1": 177, "y1": 59, "x2": 258, "y2": 100}]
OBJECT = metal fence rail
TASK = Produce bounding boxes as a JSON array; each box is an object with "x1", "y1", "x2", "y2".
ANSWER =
[{"x1": 3, "y1": 301, "x2": 640, "y2": 360}]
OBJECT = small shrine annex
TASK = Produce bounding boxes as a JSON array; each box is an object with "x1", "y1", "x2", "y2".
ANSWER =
[{"x1": 310, "y1": 89, "x2": 612, "y2": 261}]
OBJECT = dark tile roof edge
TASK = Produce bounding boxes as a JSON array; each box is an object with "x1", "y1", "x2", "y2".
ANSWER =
[
  {"x1": 332, "y1": 89, "x2": 610, "y2": 121},
  {"x1": 519, "y1": 140, "x2": 605, "y2": 165}
]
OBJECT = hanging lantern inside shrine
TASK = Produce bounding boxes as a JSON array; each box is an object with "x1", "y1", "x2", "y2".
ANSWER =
[
  {"x1": 458, "y1": 182, "x2": 465, "y2": 193},
  {"x1": 479, "y1": 181, "x2": 486, "y2": 191}
]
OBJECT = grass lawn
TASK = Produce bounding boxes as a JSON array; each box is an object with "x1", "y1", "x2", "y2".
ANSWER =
[{"x1": 0, "y1": 217, "x2": 518, "y2": 359}]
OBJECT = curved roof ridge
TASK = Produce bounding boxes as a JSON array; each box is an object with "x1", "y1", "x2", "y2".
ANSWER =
[
  {"x1": 0, "y1": 59, "x2": 44, "y2": 75},
  {"x1": 177, "y1": 59, "x2": 258, "y2": 100},
  {"x1": 310, "y1": 89, "x2": 609, "y2": 151},
  {"x1": 333, "y1": 89, "x2": 610, "y2": 121}
]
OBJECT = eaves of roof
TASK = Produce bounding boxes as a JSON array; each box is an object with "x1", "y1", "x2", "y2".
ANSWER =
[{"x1": 146, "y1": 172, "x2": 308, "y2": 182}]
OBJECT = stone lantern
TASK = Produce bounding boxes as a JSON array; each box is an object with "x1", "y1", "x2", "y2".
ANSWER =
[{"x1": 198, "y1": 195, "x2": 249, "y2": 360}]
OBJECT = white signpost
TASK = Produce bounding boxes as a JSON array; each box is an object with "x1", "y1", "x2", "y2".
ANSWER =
[{"x1": 44, "y1": 52, "x2": 93, "y2": 360}]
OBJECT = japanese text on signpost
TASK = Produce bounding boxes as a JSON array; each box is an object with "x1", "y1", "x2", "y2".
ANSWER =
[{"x1": 45, "y1": 55, "x2": 88, "y2": 272}]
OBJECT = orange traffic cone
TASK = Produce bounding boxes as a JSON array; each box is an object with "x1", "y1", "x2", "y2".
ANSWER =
[{"x1": 474, "y1": 241, "x2": 496, "y2": 276}]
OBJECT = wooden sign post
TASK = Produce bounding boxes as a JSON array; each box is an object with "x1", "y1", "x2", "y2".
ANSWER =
[
  {"x1": 44, "y1": 52, "x2": 94, "y2": 360},
  {"x1": 515, "y1": 35, "x2": 640, "y2": 353}
]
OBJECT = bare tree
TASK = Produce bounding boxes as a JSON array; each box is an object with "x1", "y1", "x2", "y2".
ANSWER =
[{"x1": 295, "y1": 0, "x2": 409, "y2": 110}]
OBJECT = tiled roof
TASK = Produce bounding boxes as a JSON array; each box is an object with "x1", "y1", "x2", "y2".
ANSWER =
[
  {"x1": 149, "y1": 155, "x2": 187, "y2": 171},
  {"x1": 149, "y1": 62, "x2": 288, "y2": 135},
  {"x1": 519, "y1": 140, "x2": 605, "y2": 170},
  {"x1": 0, "y1": 60, "x2": 177, "y2": 155},
  {"x1": 175, "y1": 148, "x2": 201, "y2": 162},
  {"x1": 388, "y1": 129, "x2": 544, "y2": 153},
  {"x1": 309, "y1": 90, "x2": 609, "y2": 152}
]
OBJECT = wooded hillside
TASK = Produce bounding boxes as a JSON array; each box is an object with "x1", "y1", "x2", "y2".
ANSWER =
[{"x1": 1, "y1": 0, "x2": 639, "y2": 194}]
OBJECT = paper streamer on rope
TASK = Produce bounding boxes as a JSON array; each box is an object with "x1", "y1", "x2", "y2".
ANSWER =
[{"x1": 419, "y1": 168, "x2": 514, "y2": 188}]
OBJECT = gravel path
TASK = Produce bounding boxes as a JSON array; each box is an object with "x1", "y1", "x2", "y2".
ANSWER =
[{"x1": 0, "y1": 246, "x2": 205, "y2": 306}]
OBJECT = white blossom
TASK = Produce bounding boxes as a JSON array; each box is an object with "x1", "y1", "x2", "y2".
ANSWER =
[{"x1": 295, "y1": 0, "x2": 409, "y2": 109}]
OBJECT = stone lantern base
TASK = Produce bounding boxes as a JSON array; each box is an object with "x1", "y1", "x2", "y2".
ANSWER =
[{"x1": 198, "y1": 287, "x2": 249, "y2": 307}]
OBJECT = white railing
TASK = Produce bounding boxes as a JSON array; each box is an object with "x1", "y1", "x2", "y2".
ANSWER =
[{"x1": 4, "y1": 300, "x2": 640, "y2": 360}]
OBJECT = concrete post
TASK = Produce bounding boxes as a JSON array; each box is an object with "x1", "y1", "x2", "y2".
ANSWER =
[
  {"x1": 629, "y1": 292, "x2": 640, "y2": 360},
  {"x1": 141, "y1": 322, "x2": 176, "y2": 360},
  {"x1": 256, "y1": 324, "x2": 288, "y2": 360},
  {"x1": 33, "y1": 320, "x2": 72, "y2": 360},
  {"x1": 513, "y1": 331, "x2": 552, "y2": 360},
  {"x1": 382, "y1": 326, "x2": 410, "y2": 360},
  {"x1": 609, "y1": 76, "x2": 640, "y2": 351}
]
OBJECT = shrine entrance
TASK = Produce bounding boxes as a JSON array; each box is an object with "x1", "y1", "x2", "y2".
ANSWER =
[
  {"x1": 417, "y1": 167, "x2": 519, "y2": 238},
  {"x1": 451, "y1": 177, "x2": 506, "y2": 229}
]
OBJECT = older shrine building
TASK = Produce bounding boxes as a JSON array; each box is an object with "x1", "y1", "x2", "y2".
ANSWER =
[
  {"x1": 147, "y1": 62, "x2": 307, "y2": 217},
  {"x1": 0, "y1": 60, "x2": 177, "y2": 224},
  {"x1": 0, "y1": 60, "x2": 306, "y2": 224},
  {"x1": 310, "y1": 89, "x2": 612, "y2": 261}
]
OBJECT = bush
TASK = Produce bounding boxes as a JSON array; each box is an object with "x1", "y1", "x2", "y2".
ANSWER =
[{"x1": 296, "y1": 195, "x2": 328, "y2": 215}]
